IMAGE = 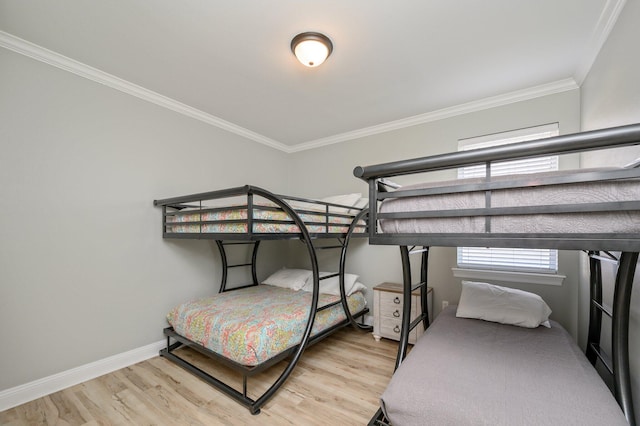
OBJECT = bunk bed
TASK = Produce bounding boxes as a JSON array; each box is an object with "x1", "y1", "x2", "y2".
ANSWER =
[
  {"x1": 153, "y1": 185, "x2": 371, "y2": 414},
  {"x1": 353, "y1": 123, "x2": 640, "y2": 425}
]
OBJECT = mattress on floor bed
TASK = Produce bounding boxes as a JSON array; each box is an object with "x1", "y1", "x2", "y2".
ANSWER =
[
  {"x1": 380, "y1": 306, "x2": 627, "y2": 426},
  {"x1": 167, "y1": 284, "x2": 366, "y2": 366},
  {"x1": 379, "y1": 170, "x2": 640, "y2": 234}
]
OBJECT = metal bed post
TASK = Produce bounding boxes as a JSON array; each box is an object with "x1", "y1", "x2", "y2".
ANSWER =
[
  {"x1": 395, "y1": 245, "x2": 431, "y2": 370},
  {"x1": 216, "y1": 240, "x2": 228, "y2": 292},
  {"x1": 235, "y1": 187, "x2": 321, "y2": 414},
  {"x1": 215, "y1": 240, "x2": 261, "y2": 293},
  {"x1": 586, "y1": 250, "x2": 604, "y2": 365},
  {"x1": 368, "y1": 180, "x2": 379, "y2": 240},
  {"x1": 420, "y1": 246, "x2": 430, "y2": 331},
  {"x1": 251, "y1": 240, "x2": 260, "y2": 285},
  {"x1": 396, "y1": 245, "x2": 413, "y2": 369},
  {"x1": 584, "y1": 250, "x2": 638, "y2": 425},
  {"x1": 613, "y1": 251, "x2": 638, "y2": 426},
  {"x1": 339, "y1": 207, "x2": 373, "y2": 331}
]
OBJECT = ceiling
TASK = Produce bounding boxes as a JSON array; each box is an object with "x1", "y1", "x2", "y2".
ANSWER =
[{"x1": 0, "y1": 1, "x2": 625, "y2": 152}]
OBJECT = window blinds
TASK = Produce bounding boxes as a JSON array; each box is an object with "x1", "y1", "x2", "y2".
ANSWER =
[{"x1": 456, "y1": 123, "x2": 560, "y2": 273}]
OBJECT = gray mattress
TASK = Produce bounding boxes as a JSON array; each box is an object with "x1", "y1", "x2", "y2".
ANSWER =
[
  {"x1": 379, "y1": 170, "x2": 640, "y2": 234},
  {"x1": 380, "y1": 307, "x2": 627, "y2": 426}
]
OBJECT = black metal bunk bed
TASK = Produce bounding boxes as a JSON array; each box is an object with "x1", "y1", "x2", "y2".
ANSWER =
[
  {"x1": 153, "y1": 185, "x2": 371, "y2": 414},
  {"x1": 353, "y1": 123, "x2": 640, "y2": 425}
]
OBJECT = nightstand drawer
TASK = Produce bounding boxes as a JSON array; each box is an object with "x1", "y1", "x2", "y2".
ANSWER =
[
  {"x1": 378, "y1": 286, "x2": 422, "y2": 319},
  {"x1": 379, "y1": 305, "x2": 403, "y2": 320},
  {"x1": 379, "y1": 290, "x2": 403, "y2": 307},
  {"x1": 380, "y1": 317, "x2": 403, "y2": 337},
  {"x1": 373, "y1": 282, "x2": 433, "y2": 345}
]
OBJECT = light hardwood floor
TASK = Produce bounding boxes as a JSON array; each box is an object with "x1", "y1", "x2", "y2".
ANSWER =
[{"x1": 1, "y1": 328, "x2": 398, "y2": 425}]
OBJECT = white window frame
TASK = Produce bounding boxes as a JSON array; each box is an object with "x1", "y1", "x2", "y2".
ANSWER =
[{"x1": 455, "y1": 123, "x2": 563, "y2": 282}]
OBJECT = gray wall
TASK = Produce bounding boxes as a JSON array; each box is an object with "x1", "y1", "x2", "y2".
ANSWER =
[
  {"x1": 288, "y1": 90, "x2": 582, "y2": 335},
  {"x1": 580, "y1": 0, "x2": 640, "y2": 423},
  {"x1": 0, "y1": 48, "x2": 289, "y2": 391}
]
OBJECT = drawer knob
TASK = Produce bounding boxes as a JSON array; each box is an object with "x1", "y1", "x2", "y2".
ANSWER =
[
  {"x1": 393, "y1": 325, "x2": 400, "y2": 333},
  {"x1": 393, "y1": 297, "x2": 401, "y2": 304},
  {"x1": 393, "y1": 310, "x2": 400, "y2": 318}
]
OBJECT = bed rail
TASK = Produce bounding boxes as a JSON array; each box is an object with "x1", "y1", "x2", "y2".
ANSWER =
[
  {"x1": 154, "y1": 185, "x2": 366, "y2": 240},
  {"x1": 354, "y1": 123, "x2": 640, "y2": 180}
]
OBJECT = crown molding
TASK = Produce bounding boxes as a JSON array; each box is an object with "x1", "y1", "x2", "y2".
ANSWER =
[
  {"x1": 289, "y1": 78, "x2": 579, "y2": 153},
  {"x1": 574, "y1": 0, "x2": 626, "y2": 84},
  {"x1": 1, "y1": 0, "x2": 620, "y2": 156},
  {"x1": 0, "y1": 31, "x2": 289, "y2": 152}
]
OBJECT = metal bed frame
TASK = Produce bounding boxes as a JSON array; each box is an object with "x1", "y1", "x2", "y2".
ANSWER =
[
  {"x1": 153, "y1": 185, "x2": 371, "y2": 414},
  {"x1": 353, "y1": 123, "x2": 640, "y2": 425}
]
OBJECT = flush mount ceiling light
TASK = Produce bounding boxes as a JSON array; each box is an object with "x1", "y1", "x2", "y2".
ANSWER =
[{"x1": 291, "y1": 32, "x2": 333, "y2": 68}]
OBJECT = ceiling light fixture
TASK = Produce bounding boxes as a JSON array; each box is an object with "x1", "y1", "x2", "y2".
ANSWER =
[{"x1": 291, "y1": 32, "x2": 333, "y2": 68}]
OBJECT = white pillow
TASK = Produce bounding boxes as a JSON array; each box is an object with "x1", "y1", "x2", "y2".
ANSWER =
[
  {"x1": 624, "y1": 157, "x2": 640, "y2": 168},
  {"x1": 302, "y1": 271, "x2": 363, "y2": 296},
  {"x1": 263, "y1": 268, "x2": 312, "y2": 291},
  {"x1": 321, "y1": 193, "x2": 362, "y2": 213},
  {"x1": 456, "y1": 281, "x2": 552, "y2": 328},
  {"x1": 348, "y1": 281, "x2": 367, "y2": 296},
  {"x1": 352, "y1": 197, "x2": 369, "y2": 211}
]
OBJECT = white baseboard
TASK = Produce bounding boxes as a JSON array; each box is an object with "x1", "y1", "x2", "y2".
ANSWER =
[
  {"x1": 0, "y1": 339, "x2": 165, "y2": 412},
  {"x1": 1, "y1": 317, "x2": 374, "y2": 412}
]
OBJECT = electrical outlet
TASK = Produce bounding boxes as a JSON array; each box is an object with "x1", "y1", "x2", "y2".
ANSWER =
[{"x1": 442, "y1": 300, "x2": 449, "y2": 310}]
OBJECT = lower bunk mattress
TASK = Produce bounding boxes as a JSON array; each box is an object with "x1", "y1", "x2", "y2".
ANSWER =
[
  {"x1": 167, "y1": 284, "x2": 366, "y2": 366},
  {"x1": 380, "y1": 306, "x2": 627, "y2": 426}
]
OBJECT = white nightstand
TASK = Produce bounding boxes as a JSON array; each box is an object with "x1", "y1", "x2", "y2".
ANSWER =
[{"x1": 372, "y1": 282, "x2": 433, "y2": 344}]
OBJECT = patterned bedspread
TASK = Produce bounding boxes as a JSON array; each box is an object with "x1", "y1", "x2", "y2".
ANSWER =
[
  {"x1": 166, "y1": 205, "x2": 361, "y2": 234},
  {"x1": 167, "y1": 285, "x2": 367, "y2": 366}
]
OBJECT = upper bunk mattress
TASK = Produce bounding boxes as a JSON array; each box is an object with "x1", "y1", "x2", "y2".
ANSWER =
[
  {"x1": 167, "y1": 284, "x2": 366, "y2": 366},
  {"x1": 380, "y1": 307, "x2": 627, "y2": 426},
  {"x1": 379, "y1": 170, "x2": 640, "y2": 235},
  {"x1": 166, "y1": 205, "x2": 364, "y2": 234}
]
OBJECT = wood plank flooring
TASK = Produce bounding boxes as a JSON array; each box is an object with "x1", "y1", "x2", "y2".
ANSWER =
[{"x1": 1, "y1": 328, "x2": 398, "y2": 425}]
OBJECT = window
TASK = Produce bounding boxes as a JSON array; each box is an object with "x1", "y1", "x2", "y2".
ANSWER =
[{"x1": 456, "y1": 123, "x2": 560, "y2": 274}]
